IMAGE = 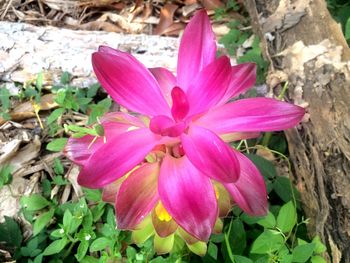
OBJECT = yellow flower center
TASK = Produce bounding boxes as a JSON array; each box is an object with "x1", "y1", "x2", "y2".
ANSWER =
[
  {"x1": 214, "y1": 185, "x2": 220, "y2": 200},
  {"x1": 155, "y1": 201, "x2": 172, "y2": 222}
]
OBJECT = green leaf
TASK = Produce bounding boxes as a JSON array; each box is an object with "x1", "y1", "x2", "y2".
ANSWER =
[
  {"x1": 228, "y1": 218, "x2": 246, "y2": 254},
  {"x1": 257, "y1": 211, "x2": 276, "y2": 228},
  {"x1": 21, "y1": 194, "x2": 50, "y2": 211},
  {"x1": 46, "y1": 138, "x2": 68, "y2": 152},
  {"x1": 0, "y1": 165, "x2": 12, "y2": 187},
  {"x1": 33, "y1": 208, "x2": 55, "y2": 236},
  {"x1": 55, "y1": 89, "x2": 66, "y2": 105},
  {"x1": 345, "y1": 17, "x2": 350, "y2": 39},
  {"x1": 81, "y1": 255, "x2": 99, "y2": 263},
  {"x1": 207, "y1": 242, "x2": 218, "y2": 260},
  {"x1": 51, "y1": 228, "x2": 65, "y2": 238},
  {"x1": 312, "y1": 235, "x2": 327, "y2": 254},
  {"x1": 89, "y1": 237, "x2": 111, "y2": 252},
  {"x1": 273, "y1": 176, "x2": 296, "y2": 203},
  {"x1": 60, "y1": 72, "x2": 71, "y2": 84},
  {"x1": 47, "y1": 108, "x2": 65, "y2": 125},
  {"x1": 251, "y1": 230, "x2": 284, "y2": 254},
  {"x1": 76, "y1": 240, "x2": 89, "y2": 261},
  {"x1": 63, "y1": 209, "x2": 82, "y2": 233},
  {"x1": 87, "y1": 83, "x2": 100, "y2": 98},
  {"x1": 52, "y1": 175, "x2": 69, "y2": 186},
  {"x1": 291, "y1": 243, "x2": 315, "y2": 262},
  {"x1": 233, "y1": 255, "x2": 253, "y2": 263},
  {"x1": 311, "y1": 255, "x2": 327, "y2": 263},
  {"x1": 246, "y1": 154, "x2": 277, "y2": 179},
  {"x1": 0, "y1": 216, "x2": 23, "y2": 248},
  {"x1": 36, "y1": 72, "x2": 43, "y2": 92},
  {"x1": 53, "y1": 158, "x2": 64, "y2": 175},
  {"x1": 83, "y1": 188, "x2": 102, "y2": 202},
  {"x1": 276, "y1": 201, "x2": 296, "y2": 233},
  {"x1": 43, "y1": 237, "x2": 68, "y2": 255},
  {"x1": 0, "y1": 87, "x2": 11, "y2": 110}
]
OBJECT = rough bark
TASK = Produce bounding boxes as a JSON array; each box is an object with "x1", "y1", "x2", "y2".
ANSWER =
[{"x1": 244, "y1": 0, "x2": 350, "y2": 262}]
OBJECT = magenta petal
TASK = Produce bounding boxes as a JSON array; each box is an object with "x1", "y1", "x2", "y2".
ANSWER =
[
  {"x1": 186, "y1": 56, "x2": 232, "y2": 116},
  {"x1": 177, "y1": 10, "x2": 216, "y2": 90},
  {"x1": 196, "y1": 98, "x2": 305, "y2": 134},
  {"x1": 224, "y1": 151, "x2": 268, "y2": 216},
  {"x1": 171, "y1": 87, "x2": 189, "y2": 121},
  {"x1": 92, "y1": 48, "x2": 170, "y2": 116},
  {"x1": 64, "y1": 113, "x2": 142, "y2": 166},
  {"x1": 150, "y1": 115, "x2": 186, "y2": 137},
  {"x1": 218, "y1": 63, "x2": 257, "y2": 105},
  {"x1": 116, "y1": 163, "x2": 159, "y2": 229},
  {"x1": 77, "y1": 128, "x2": 158, "y2": 188},
  {"x1": 181, "y1": 126, "x2": 240, "y2": 183},
  {"x1": 149, "y1": 67, "x2": 176, "y2": 105},
  {"x1": 158, "y1": 155, "x2": 218, "y2": 241}
]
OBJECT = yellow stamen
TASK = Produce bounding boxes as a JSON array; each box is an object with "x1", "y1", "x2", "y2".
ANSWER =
[
  {"x1": 155, "y1": 201, "x2": 172, "y2": 222},
  {"x1": 214, "y1": 185, "x2": 220, "y2": 200}
]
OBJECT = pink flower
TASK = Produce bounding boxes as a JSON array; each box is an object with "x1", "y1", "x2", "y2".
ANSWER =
[{"x1": 64, "y1": 10, "x2": 304, "y2": 244}]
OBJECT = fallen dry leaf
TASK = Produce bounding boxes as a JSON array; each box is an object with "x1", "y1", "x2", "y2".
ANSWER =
[
  {"x1": 200, "y1": 0, "x2": 224, "y2": 10},
  {"x1": 153, "y1": 4, "x2": 179, "y2": 35},
  {"x1": 0, "y1": 94, "x2": 58, "y2": 125}
]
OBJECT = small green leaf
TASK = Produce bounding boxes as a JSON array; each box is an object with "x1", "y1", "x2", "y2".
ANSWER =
[
  {"x1": 76, "y1": 240, "x2": 89, "y2": 261},
  {"x1": 51, "y1": 228, "x2": 65, "y2": 238},
  {"x1": 83, "y1": 188, "x2": 102, "y2": 202},
  {"x1": 43, "y1": 237, "x2": 68, "y2": 255},
  {"x1": 292, "y1": 243, "x2": 315, "y2": 262},
  {"x1": 87, "y1": 83, "x2": 100, "y2": 98},
  {"x1": 246, "y1": 154, "x2": 277, "y2": 179},
  {"x1": 276, "y1": 201, "x2": 296, "y2": 233},
  {"x1": 228, "y1": 218, "x2": 246, "y2": 254},
  {"x1": 46, "y1": 138, "x2": 68, "y2": 152},
  {"x1": 89, "y1": 237, "x2": 111, "y2": 252},
  {"x1": 273, "y1": 176, "x2": 296, "y2": 203},
  {"x1": 21, "y1": 194, "x2": 50, "y2": 211},
  {"x1": 233, "y1": 255, "x2": 253, "y2": 263},
  {"x1": 33, "y1": 208, "x2": 55, "y2": 236},
  {"x1": 207, "y1": 242, "x2": 218, "y2": 260},
  {"x1": 0, "y1": 87, "x2": 11, "y2": 110},
  {"x1": 345, "y1": 17, "x2": 350, "y2": 39},
  {"x1": 47, "y1": 108, "x2": 65, "y2": 125},
  {"x1": 257, "y1": 211, "x2": 276, "y2": 228},
  {"x1": 311, "y1": 255, "x2": 327, "y2": 263},
  {"x1": 0, "y1": 216, "x2": 23, "y2": 248},
  {"x1": 60, "y1": 72, "x2": 71, "y2": 84},
  {"x1": 251, "y1": 230, "x2": 284, "y2": 254},
  {"x1": 53, "y1": 158, "x2": 64, "y2": 175},
  {"x1": 36, "y1": 72, "x2": 43, "y2": 92},
  {"x1": 312, "y1": 235, "x2": 327, "y2": 254}
]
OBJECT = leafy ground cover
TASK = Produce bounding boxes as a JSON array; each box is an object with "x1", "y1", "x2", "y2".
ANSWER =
[{"x1": 3, "y1": 0, "x2": 348, "y2": 262}]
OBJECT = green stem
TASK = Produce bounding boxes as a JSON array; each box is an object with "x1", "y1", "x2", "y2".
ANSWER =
[{"x1": 224, "y1": 220, "x2": 235, "y2": 263}]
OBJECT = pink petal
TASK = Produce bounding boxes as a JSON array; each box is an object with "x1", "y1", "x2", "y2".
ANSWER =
[
  {"x1": 195, "y1": 98, "x2": 305, "y2": 134},
  {"x1": 149, "y1": 67, "x2": 176, "y2": 105},
  {"x1": 177, "y1": 10, "x2": 216, "y2": 90},
  {"x1": 150, "y1": 115, "x2": 186, "y2": 137},
  {"x1": 77, "y1": 128, "x2": 158, "y2": 188},
  {"x1": 102, "y1": 177, "x2": 125, "y2": 203},
  {"x1": 158, "y1": 155, "x2": 218, "y2": 241},
  {"x1": 171, "y1": 87, "x2": 189, "y2": 121},
  {"x1": 224, "y1": 151, "x2": 268, "y2": 216},
  {"x1": 186, "y1": 56, "x2": 232, "y2": 116},
  {"x1": 181, "y1": 126, "x2": 240, "y2": 183},
  {"x1": 218, "y1": 63, "x2": 257, "y2": 105},
  {"x1": 92, "y1": 48, "x2": 170, "y2": 116},
  {"x1": 116, "y1": 163, "x2": 159, "y2": 229},
  {"x1": 64, "y1": 112, "x2": 143, "y2": 166}
]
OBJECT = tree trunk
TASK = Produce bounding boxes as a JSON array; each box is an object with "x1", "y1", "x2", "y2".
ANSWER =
[{"x1": 243, "y1": 0, "x2": 350, "y2": 262}]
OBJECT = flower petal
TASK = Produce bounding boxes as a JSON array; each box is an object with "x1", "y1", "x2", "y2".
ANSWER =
[
  {"x1": 149, "y1": 67, "x2": 176, "y2": 105},
  {"x1": 116, "y1": 163, "x2": 159, "y2": 229},
  {"x1": 186, "y1": 56, "x2": 232, "y2": 116},
  {"x1": 64, "y1": 112, "x2": 143, "y2": 166},
  {"x1": 152, "y1": 208, "x2": 178, "y2": 238},
  {"x1": 158, "y1": 155, "x2": 218, "y2": 241},
  {"x1": 92, "y1": 48, "x2": 170, "y2": 116},
  {"x1": 181, "y1": 126, "x2": 240, "y2": 183},
  {"x1": 77, "y1": 128, "x2": 158, "y2": 188},
  {"x1": 224, "y1": 151, "x2": 268, "y2": 216},
  {"x1": 171, "y1": 87, "x2": 189, "y2": 121},
  {"x1": 102, "y1": 177, "x2": 124, "y2": 203},
  {"x1": 196, "y1": 98, "x2": 305, "y2": 134},
  {"x1": 217, "y1": 63, "x2": 256, "y2": 105},
  {"x1": 177, "y1": 10, "x2": 216, "y2": 90}
]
